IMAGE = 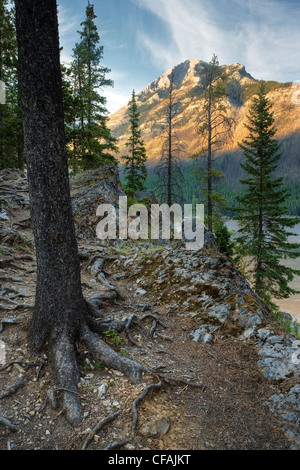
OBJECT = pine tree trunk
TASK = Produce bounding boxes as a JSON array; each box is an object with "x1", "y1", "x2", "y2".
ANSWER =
[
  {"x1": 15, "y1": 0, "x2": 88, "y2": 421},
  {"x1": 15, "y1": 0, "x2": 145, "y2": 425},
  {"x1": 0, "y1": 41, "x2": 3, "y2": 167},
  {"x1": 15, "y1": 0, "x2": 86, "y2": 350}
]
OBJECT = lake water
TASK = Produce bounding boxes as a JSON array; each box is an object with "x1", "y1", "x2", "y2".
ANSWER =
[{"x1": 226, "y1": 219, "x2": 300, "y2": 324}]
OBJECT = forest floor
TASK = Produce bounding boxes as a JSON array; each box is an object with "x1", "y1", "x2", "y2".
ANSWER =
[{"x1": 0, "y1": 169, "x2": 297, "y2": 451}]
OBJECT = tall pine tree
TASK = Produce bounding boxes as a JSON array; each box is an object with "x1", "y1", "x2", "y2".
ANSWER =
[
  {"x1": 122, "y1": 90, "x2": 147, "y2": 193},
  {"x1": 0, "y1": 1, "x2": 24, "y2": 169},
  {"x1": 67, "y1": 2, "x2": 117, "y2": 171},
  {"x1": 235, "y1": 82, "x2": 300, "y2": 309}
]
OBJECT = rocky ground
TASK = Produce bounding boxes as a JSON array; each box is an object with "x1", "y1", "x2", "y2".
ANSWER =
[{"x1": 0, "y1": 168, "x2": 299, "y2": 451}]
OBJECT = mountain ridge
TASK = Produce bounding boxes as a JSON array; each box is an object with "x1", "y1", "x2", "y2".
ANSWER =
[
  {"x1": 109, "y1": 59, "x2": 295, "y2": 163},
  {"x1": 108, "y1": 59, "x2": 300, "y2": 213}
]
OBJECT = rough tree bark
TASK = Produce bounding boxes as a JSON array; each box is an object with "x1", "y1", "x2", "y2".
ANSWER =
[{"x1": 15, "y1": 0, "x2": 144, "y2": 424}]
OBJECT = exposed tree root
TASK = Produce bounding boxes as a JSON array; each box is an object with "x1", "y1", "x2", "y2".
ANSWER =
[
  {"x1": 0, "y1": 317, "x2": 24, "y2": 333},
  {"x1": 132, "y1": 376, "x2": 163, "y2": 431},
  {"x1": 82, "y1": 411, "x2": 121, "y2": 450},
  {"x1": 130, "y1": 372, "x2": 205, "y2": 433},
  {"x1": 0, "y1": 374, "x2": 28, "y2": 400},
  {"x1": 2, "y1": 254, "x2": 34, "y2": 264},
  {"x1": 87, "y1": 318, "x2": 126, "y2": 335},
  {"x1": 37, "y1": 305, "x2": 150, "y2": 425},
  {"x1": 105, "y1": 440, "x2": 130, "y2": 451},
  {"x1": 3, "y1": 247, "x2": 204, "y2": 430},
  {"x1": 125, "y1": 314, "x2": 141, "y2": 347},
  {"x1": 38, "y1": 388, "x2": 59, "y2": 413},
  {"x1": 0, "y1": 416, "x2": 18, "y2": 433},
  {"x1": 0, "y1": 303, "x2": 34, "y2": 312},
  {"x1": 0, "y1": 359, "x2": 43, "y2": 373},
  {"x1": 50, "y1": 333, "x2": 83, "y2": 425},
  {"x1": 88, "y1": 291, "x2": 117, "y2": 309},
  {"x1": 12, "y1": 217, "x2": 31, "y2": 229},
  {"x1": 80, "y1": 324, "x2": 147, "y2": 384},
  {"x1": 37, "y1": 292, "x2": 206, "y2": 428},
  {"x1": 125, "y1": 313, "x2": 168, "y2": 346},
  {"x1": 0, "y1": 275, "x2": 23, "y2": 283},
  {"x1": 84, "y1": 255, "x2": 124, "y2": 300},
  {"x1": 158, "y1": 374, "x2": 206, "y2": 390},
  {"x1": 96, "y1": 272, "x2": 123, "y2": 299}
]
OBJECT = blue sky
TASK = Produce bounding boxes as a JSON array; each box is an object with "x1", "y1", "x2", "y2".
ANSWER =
[{"x1": 57, "y1": 0, "x2": 300, "y2": 114}]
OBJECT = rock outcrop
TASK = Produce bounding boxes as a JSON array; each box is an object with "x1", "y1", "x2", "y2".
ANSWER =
[{"x1": 71, "y1": 166, "x2": 126, "y2": 241}]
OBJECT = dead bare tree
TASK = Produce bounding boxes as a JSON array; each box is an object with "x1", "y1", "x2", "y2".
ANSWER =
[
  {"x1": 154, "y1": 69, "x2": 184, "y2": 205},
  {"x1": 194, "y1": 55, "x2": 234, "y2": 231}
]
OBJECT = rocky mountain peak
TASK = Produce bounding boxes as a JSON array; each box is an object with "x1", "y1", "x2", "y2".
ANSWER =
[
  {"x1": 138, "y1": 59, "x2": 254, "y2": 103},
  {"x1": 109, "y1": 59, "x2": 297, "y2": 167}
]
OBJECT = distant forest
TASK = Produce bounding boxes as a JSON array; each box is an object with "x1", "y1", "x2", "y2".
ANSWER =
[{"x1": 144, "y1": 145, "x2": 300, "y2": 217}]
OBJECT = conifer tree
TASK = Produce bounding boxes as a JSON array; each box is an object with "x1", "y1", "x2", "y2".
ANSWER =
[
  {"x1": 122, "y1": 90, "x2": 147, "y2": 193},
  {"x1": 235, "y1": 82, "x2": 300, "y2": 308},
  {"x1": 0, "y1": 1, "x2": 24, "y2": 169},
  {"x1": 68, "y1": 2, "x2": 117, "y2": 170}
]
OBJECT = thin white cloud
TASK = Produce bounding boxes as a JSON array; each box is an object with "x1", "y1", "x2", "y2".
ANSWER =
[
  {"x1": 236, "y1": 0, "x2": 300, "y2": 81},
  {"x1": 105, "y1": 88, "x2": 132, "y2": 114},
  {"x1": 134, "y1": 0, "x2": 229, "y2": 68},
  {"x1": 133, "y1": 0, "x2": 300, "y2": 82}
]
